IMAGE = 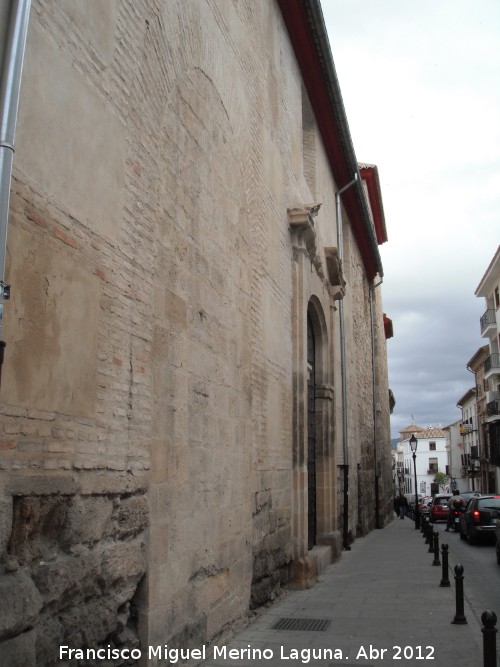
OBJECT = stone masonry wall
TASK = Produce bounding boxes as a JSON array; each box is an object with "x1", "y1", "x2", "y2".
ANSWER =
[
  {"x1": 0, "y1": 0, "x2": 306, "y2": 656},
  {"x1": 0, "y1": 0, "x2": 392, "y2": 662},
  {"x1": 341, "y1": 211, "x2": 393, "y2": 536},
  {"x1": 1, "y1": 0, "x2": 152, "y2": 662},
  {"x1": 0, "y1": 489, "x2": 146, "y2": 667}
]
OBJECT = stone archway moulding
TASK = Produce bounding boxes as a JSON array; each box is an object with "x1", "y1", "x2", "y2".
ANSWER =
[{"x1": 288, "y1": 204, "x2": 342, "y2": 587}]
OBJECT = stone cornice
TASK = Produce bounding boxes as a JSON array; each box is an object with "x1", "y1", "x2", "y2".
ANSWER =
[
  {"x1": 315, "y1": 384, "x2": 334, "y2": 401},
  {"x1": 288, "y1": 205, "x2": 346, "y2": 300}
]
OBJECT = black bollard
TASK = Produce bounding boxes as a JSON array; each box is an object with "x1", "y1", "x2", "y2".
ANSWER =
[
  {"x1": 451, "y1": 564, "x2": 467, "y2": 625},
  {"x1": 425, "y1": 521, "x2": 432, "y2": 545},
  {"x1": 440, "y1": 543, "x2": 450, "y2": 587},
  {"x1": 428, "y1": 528, "x2": 435, "y2": 553},
  {"x1": 481, "y1": 611, "x2": 497, "y2": 667},
  {"x1": 421, "y1": 516, "x2": 427, "y2": 535},
  {"x1": 432, "y1": 530, "x2": 440, "y2": 566}
]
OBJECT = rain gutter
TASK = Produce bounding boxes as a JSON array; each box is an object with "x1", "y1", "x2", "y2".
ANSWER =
[
  {"x1": 369, "y1": 277, "x2": 383, "y2": 528},
  {"x1": 336, "y1": 173, "x2": 358, "y2": 550},
  {"x1": 0, "y1": 0, "x2": 31, "y2": 384}
]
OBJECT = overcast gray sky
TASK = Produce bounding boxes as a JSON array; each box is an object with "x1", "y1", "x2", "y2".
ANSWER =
[{"x1": 322, "y1": 0, "x2": 500, "y2": 438}]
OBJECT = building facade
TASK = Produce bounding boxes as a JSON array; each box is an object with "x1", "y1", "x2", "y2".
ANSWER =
[
  {"x1": 466, "y1": 345, "x2": 492, "y2": 493},
  {"x1": 443, "y1": 420, "x2": 467, "y2": 493},
  {"x1": 475, "y1": 246, "x2": 500, "y2": 493},
  {"x1": 455, "y1": 388, "x2": 483, "y2": 492},
  {"x1": 0, "y1": 1, "x2": 393, "y2": 664},
  {"x1": 399, "y1": 425, "x2": 448, "y2": 497}
]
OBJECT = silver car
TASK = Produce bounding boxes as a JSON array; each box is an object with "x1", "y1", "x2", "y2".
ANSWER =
[{"x1": 419, "y1": 496, "x2": 432, "y2": 517}]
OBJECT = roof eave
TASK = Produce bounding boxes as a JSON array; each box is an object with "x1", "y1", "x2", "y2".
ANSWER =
[
  {"x1": 466, "y1": 344, "x2": 489, "y2": 370},
  {"x1": 456, "y1": 387, "x2": 477, "y2": 408},
  {"x1": 359, "y1": 164, "x2": 388, "y2": 245},
  {"x1": 277, "y1": 0, "x2": 384, "y2": 280},
  {"x1": 475, "y1": 246, "x2": 500, "y2": 297}
]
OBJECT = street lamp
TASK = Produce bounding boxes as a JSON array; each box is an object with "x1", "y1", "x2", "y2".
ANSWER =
[{"x1": 409, "y1": 433, "x2": 420, "y2": 529}]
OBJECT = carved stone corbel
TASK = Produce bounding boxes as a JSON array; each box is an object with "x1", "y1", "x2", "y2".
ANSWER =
[
  {"x1": 324, "y1": 246, "x2": 346, "y2": 300},
  {"x1": 288, "y1": 204, "x2": 324, "y2": 279}
]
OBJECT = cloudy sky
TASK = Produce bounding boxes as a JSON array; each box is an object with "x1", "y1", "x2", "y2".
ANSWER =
[{"x1": 322, "y1": 0, "x2": 500, "y2": 438}]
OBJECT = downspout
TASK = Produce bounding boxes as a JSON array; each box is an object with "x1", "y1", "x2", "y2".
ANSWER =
[
  {"x1": 0, "y1": 0, "x2": 31, "y2": 387},
  {"x1": 336, "y1": 172, "x2": 358, "y2": 550},
  {"x1": 369, "y1": 277, "x2": 383, "y2": 528}
]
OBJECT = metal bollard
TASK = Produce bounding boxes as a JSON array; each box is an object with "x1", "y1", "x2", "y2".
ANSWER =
[
  {"x1": 451, "y1": 564, "x2": 467, "y2": 625},
  {"x1": 481, "y1": 611, "x2": 497, "y2": 667},
  {"x1": 425, "y1": 521, "x2": 432, "y2": 545},
  {"x1": 428, "y1": 528, "x2": 435, "y2": 553},
  {"x1": 440, "y1": 543, "x2": 450, "y2": 587},
  {"x1": 421, "y1": 516, "x2": 427, "y2": 535},
  {"x1": 432, "y1": 530, "x2": 440, "y2": 566}
]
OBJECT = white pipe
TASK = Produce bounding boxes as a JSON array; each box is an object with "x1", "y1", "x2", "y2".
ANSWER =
[
  {"x1": 335, "y1": 172, "x2": 358, "y2": 549},
  {"x1": 335, "y1": 172, "x2": 358, "y2": 465},
  {"x1": 369, "y1": 277, "x2": 383, "y2": 527},
  {"x1": 369, "y1": 278, "x2": 383, "y2": 442},
  {"x1": 0, "y1": 0, "x2": 31, "y2": 339}
]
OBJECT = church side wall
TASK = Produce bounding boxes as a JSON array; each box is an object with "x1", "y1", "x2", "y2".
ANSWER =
[{"x1": 0, "y1": 0, "x2": 391, "y2": 662}]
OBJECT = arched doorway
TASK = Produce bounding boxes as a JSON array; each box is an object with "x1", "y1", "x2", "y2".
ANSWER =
[{"x1": 289, "y1": 206, "x2": 341, "y2": 578}]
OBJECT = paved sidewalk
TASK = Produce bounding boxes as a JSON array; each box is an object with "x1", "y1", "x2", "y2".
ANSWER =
[{"x1": 204, "y1": 518, "x2": 490, "y2": 666}]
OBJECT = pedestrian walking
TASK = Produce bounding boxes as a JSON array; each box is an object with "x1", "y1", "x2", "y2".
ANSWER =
[
  {"x1": 395, "y1": 494, "x2": 408, "y2": 519},
  {"x1": 394, "y1": 495, "x2": 400, "y2": 518}
]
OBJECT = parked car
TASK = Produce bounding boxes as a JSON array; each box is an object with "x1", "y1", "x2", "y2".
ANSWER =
[
  {"x1": 404, "y1": 493, "x2": 423, "y2": 509},
  {"x1": 457, "y1": 490, "x2": 481, "y2": 503},
  {"x1": 418, "y1": 496, "x2": 432, "y2": 517},
  {"x1": 429, "y1": 494, "x2": 451, "y2": 523},
  {"x1": 495, "y1": 513, "x2": 500, "y2": 565},
  {"x1": 459, "y1": 495, "x2": 500, "y2": 544}
]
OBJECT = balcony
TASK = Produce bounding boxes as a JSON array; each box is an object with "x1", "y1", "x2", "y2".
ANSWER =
[
  {"x1": 480, "y1": 309, "x2": 497, "y2": 337},
  {"x1": 486, "y1": 400, "x2": 500, "y2": 417},
  {"x1": 490, "y1": 437, "x2": 500, "y2": 467},
  {"x1": 484, "y1": 353, "x2": 500, "y2": 379}
]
